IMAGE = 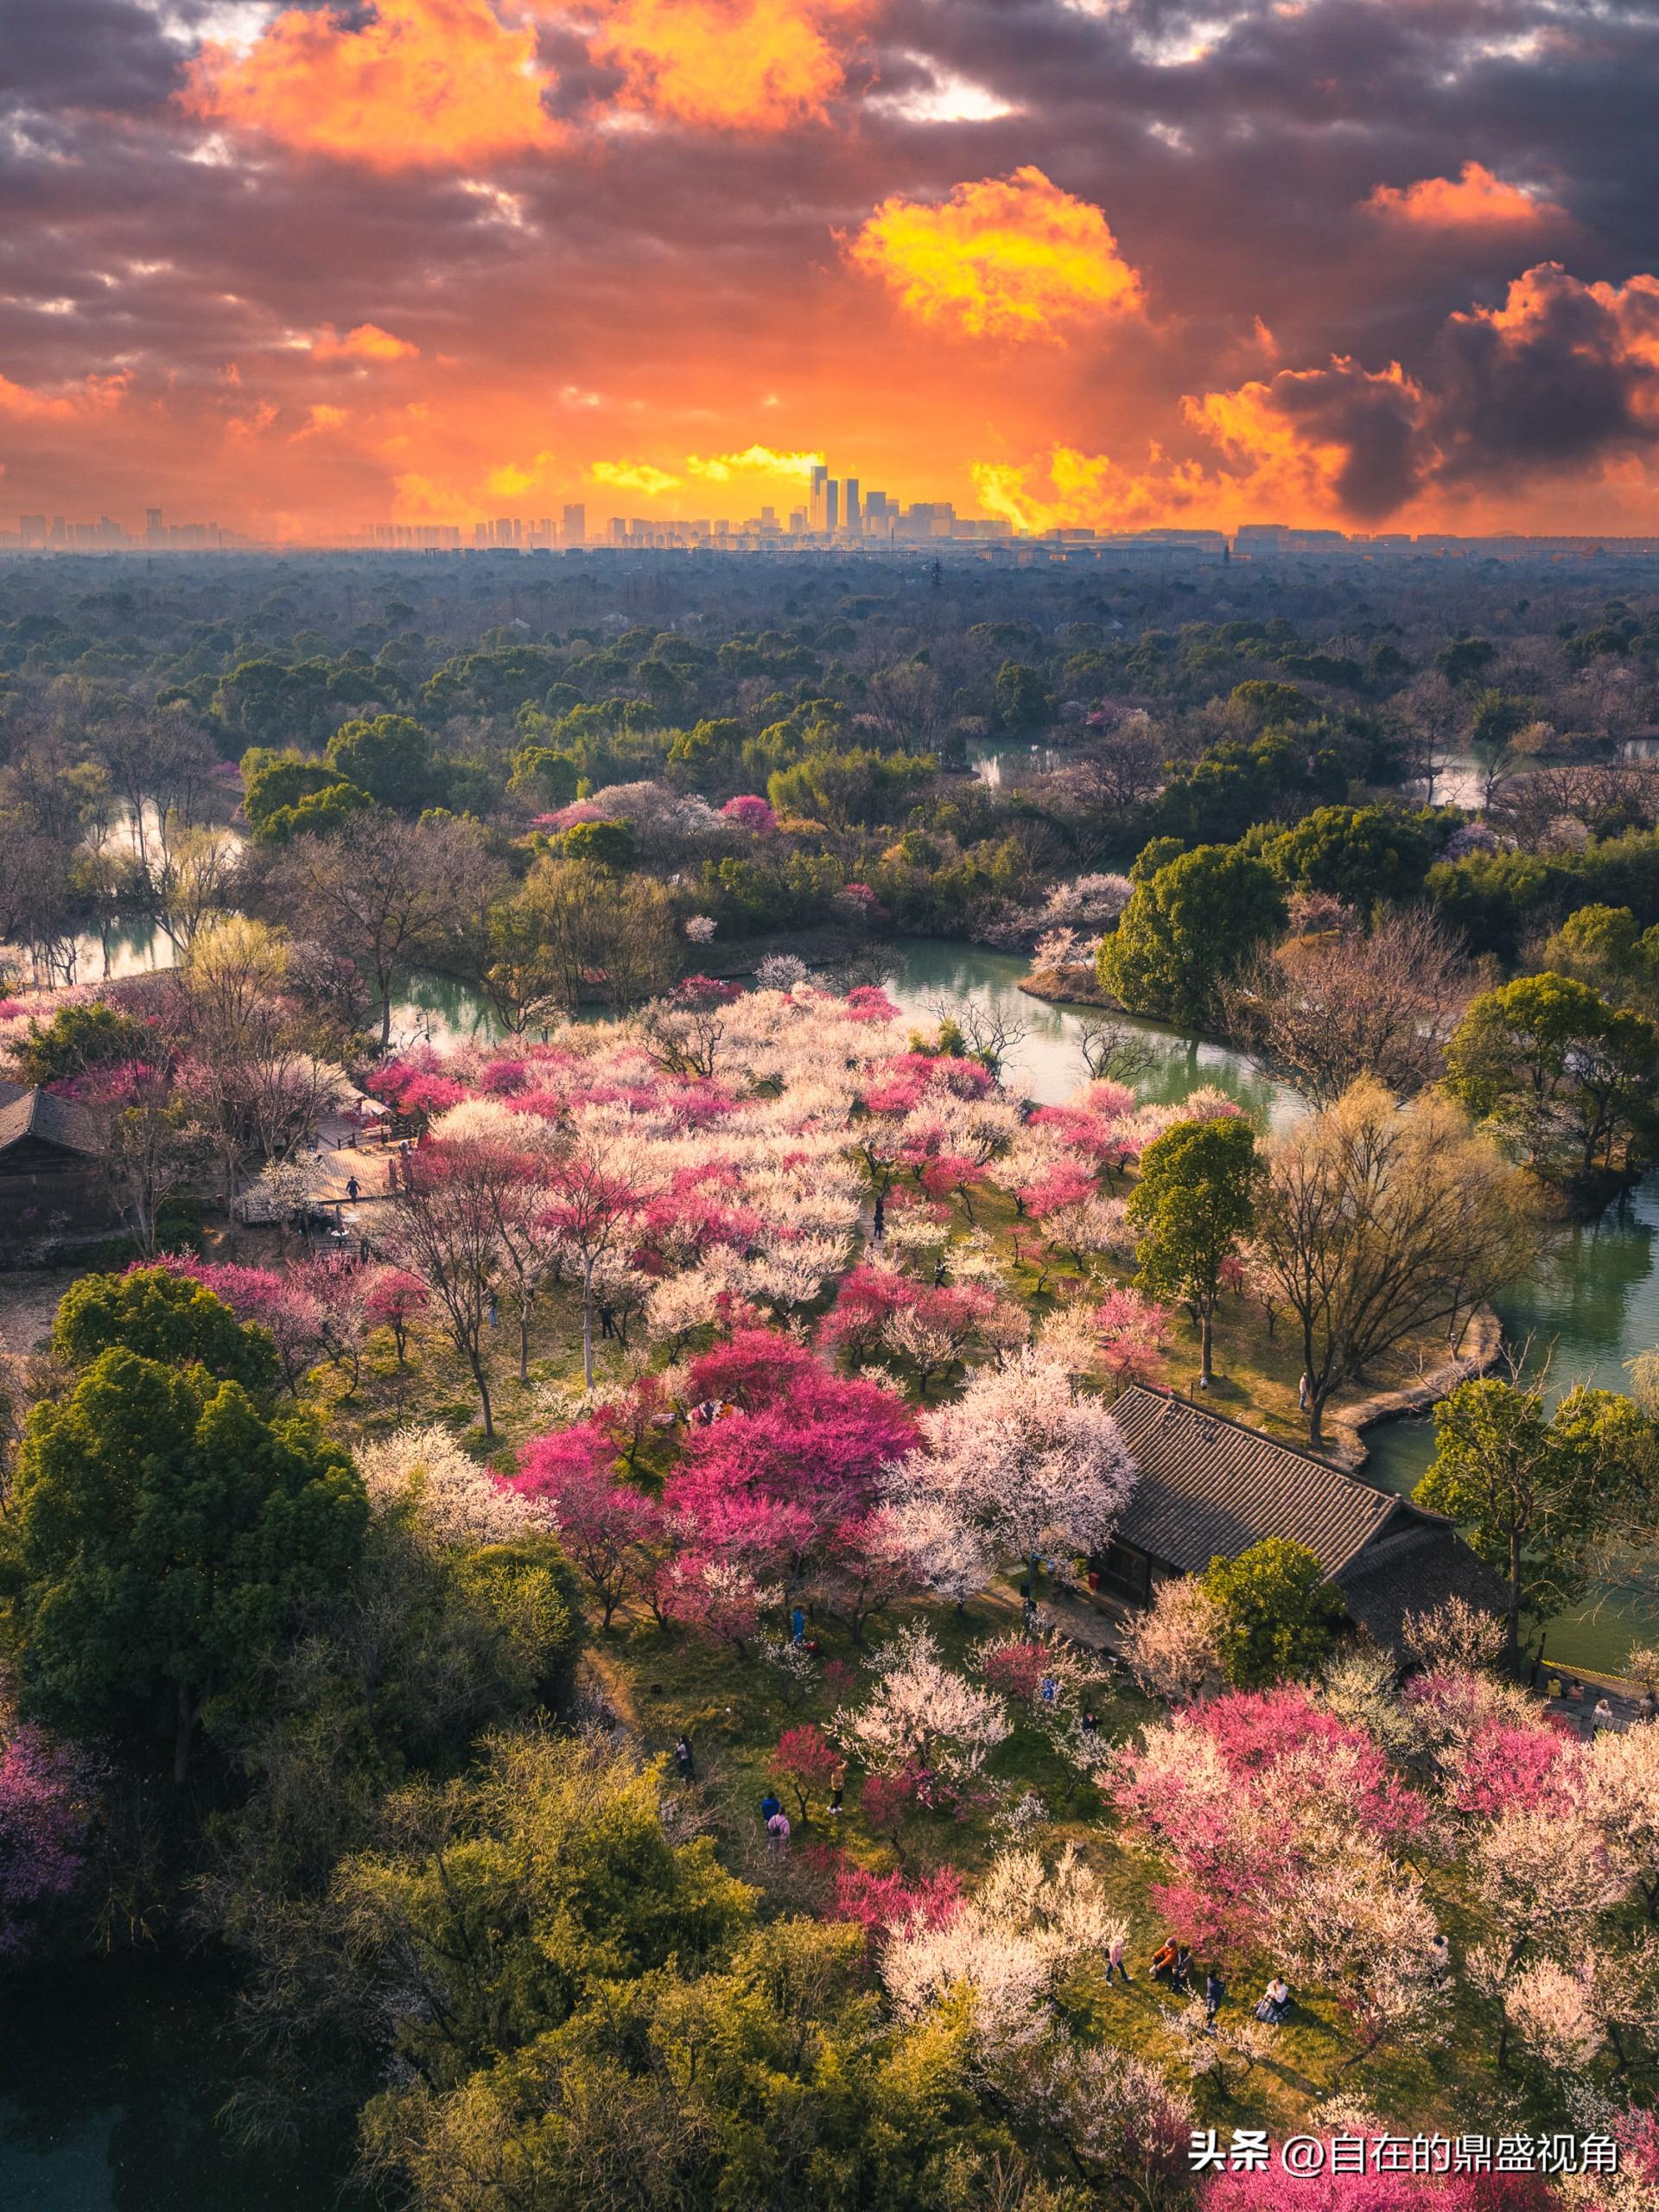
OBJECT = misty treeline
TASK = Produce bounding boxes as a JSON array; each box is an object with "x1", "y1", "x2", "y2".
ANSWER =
[{"x1": 3, "y1": 544, "x2": 1659, "y2": 1008}]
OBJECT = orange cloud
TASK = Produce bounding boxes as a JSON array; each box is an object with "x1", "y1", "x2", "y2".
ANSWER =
[
  {"x1": 182, "y1": 0, "x2": 563, "y2": 170},
  {"x1": 591, "y1": 458, "x2": 681, "y2": 494},
  {"x1": 1365, "y1": 162, "x2": 1562, "y2": 231},
  {"x1": 685, "y1": 443, "x2": 823, "y2": 481},
  {"x1": 292, "y1": 404, "x2": 350, "y2": 438},
  {"x1": 847, "y1": 167, "x2": 1143, "y2": 341},
  {"x1": 486, "y1": 449, "x2": 560, "y2": 495},
  {"x1": 588, "y1": 0, "x2": 871, "y2": 130},
  {"x1": 0, "y1": 372, "x2": 128, "y2": 422},
  {"x1": 312, "y1": 323, "x2": 420, "y2": 362},
  {"x1": 974, "y1": 360, "x2": 1426, "y2": 533}
]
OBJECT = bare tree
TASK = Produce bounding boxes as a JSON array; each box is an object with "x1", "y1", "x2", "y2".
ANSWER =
[
  {"x1": 1075, "y1": 1014, "x2": 1158, "y2": 1088},
  {"x1": 267, "y1": 812, "x2": 505, "y2": 1052},
  {"x1": 1219, "y1": 909, "x2": 1473, "y2": 1105},
  {"x1": 385, "y1": 1150, "x2": 503, "y2": 1436},
  {"x1": 1254, "y1": 1080, "x2": 1535, "y2": 1446},
  {"x1": 923, "y1": 994, "x2": 1027, "y2": 1080},
  {"x1": 1395, "y1": 671, "x2": 1462, "y2": 804}
]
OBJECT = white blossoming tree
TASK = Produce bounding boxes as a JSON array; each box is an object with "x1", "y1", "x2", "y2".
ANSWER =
[
  {"x1": 1117, "y1": 1579, "x2": 1227, "y2": 1707},
  {"x1": 833, "y1": 1620, "x2": 1009, "y2": 1790},
  {"x1": 356, "y1": 1425, "x2": 551, "y2": 1550},
  {"x1": 879, "y1": 1845, "x2": 1126, "y2": 2048},
  {"x1": 888, "y1": 1344, "x2": 1138, "y2": 1597}
]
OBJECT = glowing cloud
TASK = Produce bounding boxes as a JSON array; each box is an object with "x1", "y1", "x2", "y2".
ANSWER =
[
  {"x1": 591, "y1": 458, "x2": 682, "y2": 494},
  {"x1": 293, "y1": 404, "x2": 350, "y2": 436},
  {"x1": 181, "y1": 0, "x2": 563, "y2": 170},
  {"x1": 847, "y1": 166, "x2": 1143, "y2": 340},
  {"x1": 1365, "y1": 162, "x2": 1562, "y2": 232},
  {"x1": 685, "y1": 444, "x2": 823, "y2": 481},
  {"x1": 311, "y1": 323, "x2": 420, "y2": 362},
  {"x1": 0, "y1": 372, "x2": 128, "y2": 422},
  {"x1": 486, "y1": 449, "x2": 560, "y2": 496},
  {"x1": 588, "y1": 0, "x2": 872, "y2": 130}
]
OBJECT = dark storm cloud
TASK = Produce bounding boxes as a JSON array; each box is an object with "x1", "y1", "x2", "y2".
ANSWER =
[{"x1": 3, "y1": 0, "x2": 1659, "y2": 530}]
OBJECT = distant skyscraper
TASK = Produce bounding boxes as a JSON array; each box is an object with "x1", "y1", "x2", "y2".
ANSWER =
[
  {"x1": 19, "y1": 515, "x2": 45, "y2": 548},
  {"x1": 810, "y1": 463, "x2": 829, "y2": 531},
  {"x1": 562, "y1": 503, "x2": 586, "y2": 546},
  {"x1": 823, "y1": 480, "x2": 839, "y2": 533},
  {"x1": 760, "y1": 505, "x2": 777, "y2": 530},
  {"x1": 843, "y1": 479, "x2": 861, "y2": 535},
  {"x1": 789, "y1": 508, "x2": 807, "y2": 534},
  {"x1": 144, "y1": 508, "x2": 162, "y2": 543}
]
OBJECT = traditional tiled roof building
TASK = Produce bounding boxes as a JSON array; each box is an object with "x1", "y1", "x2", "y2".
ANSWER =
[{"x1": 1096, "y1": 1384, "x2": 1506, "y2": 1652}]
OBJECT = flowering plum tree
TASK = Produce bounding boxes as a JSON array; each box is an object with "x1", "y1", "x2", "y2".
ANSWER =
[
  {"x1": 772, "y1": 1723, "x2": 840, "y2": 1821},
  {"x1": 512, "y1": 1421, "x2": 662, "y2": 1629},
  {"x1": 0, "y1": 1719, "x2": 95, "y2": 1956},
  {"x1": 357, "y1": 1424, "x2": 552, "y2": 1550},
  {"x1": 878, "y1": 1845, "x2": 1126, "y2": 2048},
  {"x1": 833, "y1": 1622, "x2": 1009, "y2": 1796},
  {"x1": 888, "y1": 1344, "x2": 1137, "y2": 1595}
]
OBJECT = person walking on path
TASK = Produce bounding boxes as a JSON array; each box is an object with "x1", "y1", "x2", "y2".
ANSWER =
[
  {"x1": 1205, "y1": 1967, "x2": 1226, "y2": 2025},
  {"x1": 828, "y1": 1761, "x2": 847, "y2": 1818},
  {"x1": 673, "y1": 1735, "x2": 695, "y2": 1781},
  {"x1": 1106, "y1": 1934, "x2": 1131, "y2": 1986},
  {"x1": 766, "y1": 1808, "x2": 791, "y2": 1855},
  {"x1": 760, "y1": 1790, "x2": 782, "y2": 1827},
  {"x1": 346, "y1": 1174, "x2": 359, "y2": 1203}
]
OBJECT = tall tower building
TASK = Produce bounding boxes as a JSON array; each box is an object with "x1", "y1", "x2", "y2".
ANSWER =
[
  {"x1": 810, "y1": 463, "x2": 829, "y2": 531},
  {"x1": 145, "y1": 508, "x2": 162, "y2": 543},
  {"x1": 843, "y1": 479, "x2": 861, "y2": 535},
  {"x1": 823, "y1": 480, "x2": 839, "y2": 534},
  {"x1": 562, "y1": 503, "x2": 586, "y2": 546}
]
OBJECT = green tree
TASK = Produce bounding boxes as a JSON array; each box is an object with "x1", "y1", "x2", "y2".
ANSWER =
[
  {"x1": 276, "y1": 1732, "x2": 993, "y2": 2212},
  {"x1": 1200, "y1": 1538, "x2": 1344, "y2": 1688},
  {"x1": 0, "y1": 1347, "x2": 366, "y2": 1778},
  {"x1": 993, "y1": 659, "x2": 1051, "y2": 729},
  {"x1": 1414, "y1": 1375, "x2": 1651, "y2": 1654},
  {"x1": 1099, "y1": 844, "x2": 1286, "y2": 1027},
  {"x1": 1444, "y1": 970, "x2": 1659, "y2": 1183},
  {"x1": 257, "y1": 779, "x2": 376, "y2": 846},
  {"x1": 242, "y1": 749, "x2": 337, "y2": 833},
  {"x1": 11, "y1": 1000, "x2": 146, "y2": 1087},
  {"x1": 1129, "y1": 1114, "x2": 1258, "y2": 1386},
  {"x1": 558, "y1": 817, "x2": 637, "y2": 869},
  {"x1": 1262, "y1": 804, "x2": 1445, "y2": 914},
  {"x1": 326, "y1": 715, "x2": 435, "y2": 811},
  {"x1": 506, "y1": 744, "x2": 580, "y2": 810},
  {"x1": 1228, "y1": 678, "x2": 1314, "y2": 727},
  {"x1": 1435, "y1": 636, "x2": 1496, "y2": 687},
  {"x1": 54, "y1": 1266, "x2": 280, "y2": 1393}
]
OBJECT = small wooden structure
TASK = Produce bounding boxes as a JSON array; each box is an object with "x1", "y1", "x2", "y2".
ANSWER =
[
  {"x1": 1093, "y1": 1384, "x2": 1508, "y2": 1655},
  {"x1": 0, "y1": 1080, "x2": 111, "y2": 1230}
]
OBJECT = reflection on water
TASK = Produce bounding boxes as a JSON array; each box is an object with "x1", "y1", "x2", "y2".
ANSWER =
[
  {"x1": 1365, "y1": 1179, "x2": 1659, "y2": 1670},
  {"x1": 879, "y1": 938, "x2": 1300, "y2": 1128},
  {"x1": 0, "y1": 1958, "x2": 365, "y2": 2212},
  {"x1": 964, "y1": 734, "x2": 1059, "y2": 789}
]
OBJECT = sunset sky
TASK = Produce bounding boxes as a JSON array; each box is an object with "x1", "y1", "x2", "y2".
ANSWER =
[{"x1": 5, "y1": 0, "x2": 1659, "y2": 539}]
